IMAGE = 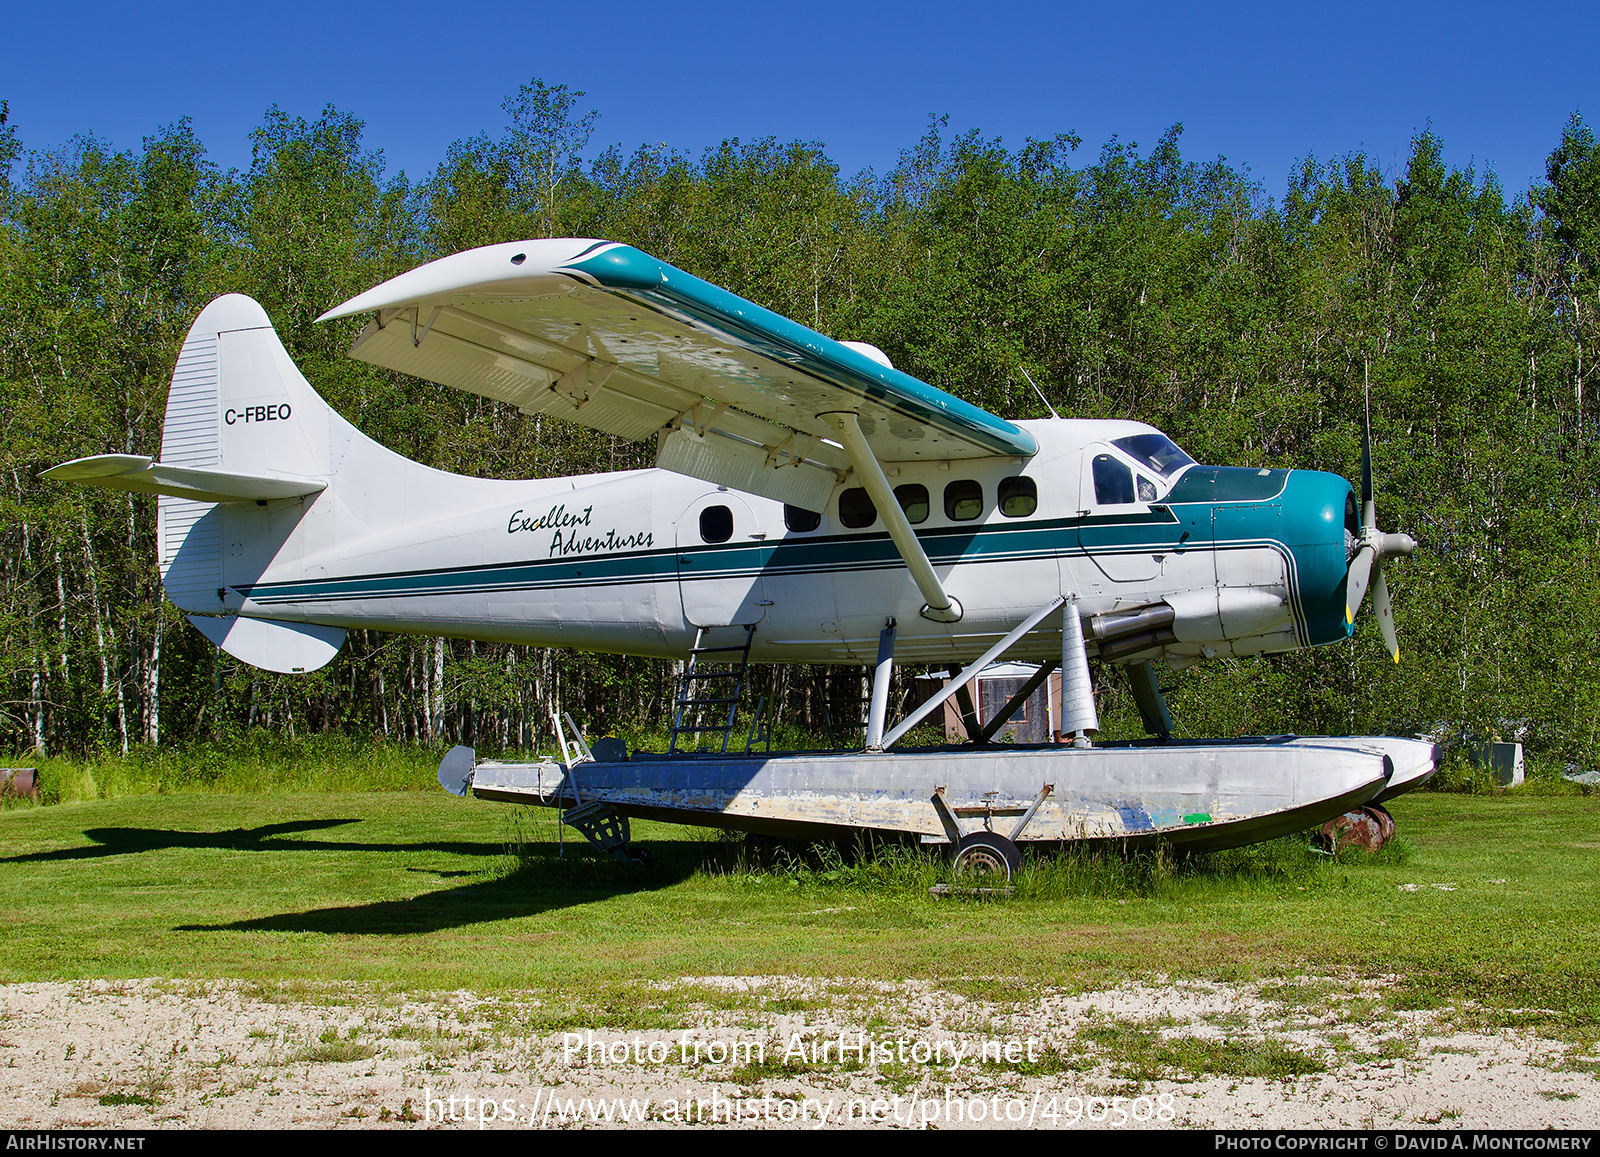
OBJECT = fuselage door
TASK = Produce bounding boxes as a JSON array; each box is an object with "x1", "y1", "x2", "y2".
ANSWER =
[
  {"x1": 1077, "y1": 447, "x2": 1171, "y2": 585},
  {"x1": 675, "y1": 491, "x2": 769, "y2": 628}
]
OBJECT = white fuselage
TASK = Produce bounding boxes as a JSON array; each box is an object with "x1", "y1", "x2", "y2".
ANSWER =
[{"x1": 220, "y1": 419, "x2": 1307, "y2": 667}]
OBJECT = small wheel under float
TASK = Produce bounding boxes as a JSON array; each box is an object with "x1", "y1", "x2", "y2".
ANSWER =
[
  {"x1": 1318, "y1": 802, "x2": 1397, "y2": 852},
  {"x1": 950, "y1": 831, "x2": 1023, "y2": 882}
]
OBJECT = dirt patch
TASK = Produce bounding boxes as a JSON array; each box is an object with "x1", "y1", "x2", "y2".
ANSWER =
[{"x1": 0, "y1": 976, "x2": 1594, "y2": 1129}]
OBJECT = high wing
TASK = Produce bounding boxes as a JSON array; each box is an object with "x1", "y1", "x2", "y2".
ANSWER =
[
  {"x1": 318, "y1": 239, "x2": 1037, "y2": 514},
  {"x1": 320, "y1": 238, "x2": 1039, "y2": 622}
]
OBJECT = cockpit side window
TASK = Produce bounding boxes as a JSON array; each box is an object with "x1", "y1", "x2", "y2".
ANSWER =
[
  {"x1": 1137, "y1": 475, "x2": 1158, "y2": 503},
  {"x1": 1112, "y1": 433, "x2": 1195, "y2": 479},
  {"x1": 1092, "y1": 455, "x2": 1135, "y2": 505}
]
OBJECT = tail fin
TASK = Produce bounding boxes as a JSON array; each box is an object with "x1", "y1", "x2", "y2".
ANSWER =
[
  {"x1": 162, "y1": 294, "x2": 353, "y2": 484},
  {"x1": 158, "y1": 295, "x2": 356, "y2": 671},
  {"x1": 45, "y1": 296, "x2": 367, "y2": 672},
  {"x1": 53, "y1": 293, "x2": 521, "y2": 674},
  {"x1": 153, "y1": 296, "x2": 331, "y2": 601}
]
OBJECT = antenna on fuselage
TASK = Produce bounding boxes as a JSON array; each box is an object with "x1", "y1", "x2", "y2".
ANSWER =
[{"x1": 1019, "y1": 367, "x2": 1061, "y2": 419}]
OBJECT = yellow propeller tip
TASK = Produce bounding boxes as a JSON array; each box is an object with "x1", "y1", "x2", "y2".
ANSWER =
[
  {"x1": 1391, "y1": 651, "x2": 1401, "y2": 664},
  {"x1": 1345, "y1": 608, "x2": 1354, "y2": 625}
]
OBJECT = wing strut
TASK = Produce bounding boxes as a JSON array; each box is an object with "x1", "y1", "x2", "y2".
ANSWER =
[{"x1": 821, "y1": 411, "x2": 963, "y2": 624}]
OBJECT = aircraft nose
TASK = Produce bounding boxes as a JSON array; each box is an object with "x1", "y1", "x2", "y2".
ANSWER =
[{"x1": 1279, "y1": 470, "x2": 1365, "y2": 647}]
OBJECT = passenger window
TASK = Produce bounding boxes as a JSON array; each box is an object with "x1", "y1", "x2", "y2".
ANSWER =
[
  {"x1": 894, "y1": 484, "x2": 929, "y2": 524},
  {"x1": 1137, "y1": 475, "x2": 1158, "y2": 503},
  {"x1": 839, "y1": 487, "x2": 877, "y2": 529},
  {"x1": 998, "y1": 476, "x2": 1037, "y2": 518},
  {"x1": 944, "y1": 480, "x2": 983, "y2": 521},
  {"x1": 1092, "y1": 455, "x2": 1135, "y2": 505},
  {"x1": 784, "y1": 504, "x2": 821, "y2": 532},
  {"x1": 699, "y1": 505, "x2": 733, "y2": 543}
]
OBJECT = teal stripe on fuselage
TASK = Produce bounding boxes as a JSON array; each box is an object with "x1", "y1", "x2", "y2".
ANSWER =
[
  {"x1": 240, "y1": 468, "x2": 1355, "y2": 654},
  {"x1": 240, "y1": 520, "x2": 1225, "y2": 605}
]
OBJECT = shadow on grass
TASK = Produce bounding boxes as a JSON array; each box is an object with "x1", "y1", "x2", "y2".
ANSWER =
[
  {"x1": 0, "y1": 819, "x2": 506, "y2": 864},
  {"x1": 174, "y1": 838, "x2": 704, "y2": 935},
  {"x1": 200, "y1": 832, "x2": 1383, "y2": 938}
]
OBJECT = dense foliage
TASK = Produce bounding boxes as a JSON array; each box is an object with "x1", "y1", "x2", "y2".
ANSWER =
[{"x1": 3, "y1": 85, "x2": 1598, "y2": 762}]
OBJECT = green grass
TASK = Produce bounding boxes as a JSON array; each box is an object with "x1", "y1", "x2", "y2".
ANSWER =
[
  {"x1": 293, "y1": 1039, "x2": 377, "y2": 1064},
  {"x1": 97, "y1": 1093, "x2": 156, "y2": 1107},
  {"x1": 2, "y1": 782, "x2": 1598, "y2": 1042},
  {"x1": 12, "y1": 733, "x2": 445, "y2": 802},
  {"x1": 5, "y1": 721, "x2": 935, "y2": 805},
  {"x1": 1076, "y1": 1018, "x2": 1326, "y2": 1082}
]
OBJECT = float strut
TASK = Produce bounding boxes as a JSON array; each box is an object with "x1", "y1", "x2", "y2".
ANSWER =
[
  {"x1": 1126, "y1": 659, "x2": 1174, "y2": 740},
  {"x1": 880, "y1": 595, "x2": 1067, "y2": 749},
  {"x1": 865, "y1": 618, "x2": 897, "y2": 750}
]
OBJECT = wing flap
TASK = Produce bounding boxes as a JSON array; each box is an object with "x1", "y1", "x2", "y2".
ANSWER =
[
  {"x1": 350, "y1": 317, "x2": 559, "y2": 410},
  {"x1": 656, "y1": 426, "x2": 839, "y2": 510},
  {"x1": 349, "y1": 307, "x2": 690, "y2": 442}
]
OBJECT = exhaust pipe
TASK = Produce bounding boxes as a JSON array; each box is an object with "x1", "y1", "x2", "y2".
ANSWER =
[
  {"x1": 1090, "y1": 604, "x2": 1177, "y2": 663},
  {"x1": 1090, "y1": 604, "x2": 1174, "y2": 641},
  {"x1": 1098, "y1": 628, "x2": 1178, "y2": 662}
]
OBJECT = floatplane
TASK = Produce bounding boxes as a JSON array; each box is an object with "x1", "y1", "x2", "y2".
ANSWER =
[{"x1": 46, "y1": 239, "x2": 1432, "y2": 878}]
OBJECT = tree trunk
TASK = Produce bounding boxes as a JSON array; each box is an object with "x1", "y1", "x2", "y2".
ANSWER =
[
  {"x1": 145, "y1": 619, "x2": 161, "y2": 745},
  {"x1": 431, "y1": 636, "x2": 445, "y2": 740},
  {"x1": 80, "y1": 518, "x2": 129, "y2": 755}
]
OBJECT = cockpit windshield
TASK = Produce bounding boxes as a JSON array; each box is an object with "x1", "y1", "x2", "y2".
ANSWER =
[{"x1": 1112, "y1": 433, "x2": 1195, "y2": 479}]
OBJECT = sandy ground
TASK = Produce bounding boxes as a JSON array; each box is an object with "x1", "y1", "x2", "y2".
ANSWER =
[{"x1": 1, "y1": 975, "x2": 1596, "y2": 1130}]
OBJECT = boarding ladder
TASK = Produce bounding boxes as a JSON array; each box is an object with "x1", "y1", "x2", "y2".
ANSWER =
[{"x1": 668, "y1": 625, "x2": 757, "y2": 755}]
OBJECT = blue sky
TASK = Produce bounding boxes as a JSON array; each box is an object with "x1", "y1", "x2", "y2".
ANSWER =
[{"x1": 7, "y1": 1, "x2": 1597, "y2": 200}]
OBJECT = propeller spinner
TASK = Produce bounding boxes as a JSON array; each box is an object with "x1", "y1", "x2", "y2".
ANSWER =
[{"x1": 1345, "y1": 389, "x2": 1416, "y2": 661}]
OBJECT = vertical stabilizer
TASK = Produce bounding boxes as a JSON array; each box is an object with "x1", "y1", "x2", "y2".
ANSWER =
[{"x1": 155, "y1": 295, "x2": 352, "y2": 670}]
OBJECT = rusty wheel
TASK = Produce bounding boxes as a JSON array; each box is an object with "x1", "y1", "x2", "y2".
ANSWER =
[
  {"x1": 1319, "y1": 804, "x2": 1397, "y2": 852},
  {"x1": 951, "y1": 832, "x2": 1022, "y2": 882}
]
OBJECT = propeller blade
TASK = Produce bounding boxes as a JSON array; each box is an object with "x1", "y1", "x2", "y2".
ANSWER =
[
  {"x1": 1353, "y1": 364, "x2": 1406, "y2": 659},
  {"x1": 1372, "y1": 563, "x2": 1399, "y2": 662},
  {"x1": 1346, "y1": 545, "x2": 1374, "y2": 624},
  {"x1": 1360, "y1": 392, "x2": 1376, "y2": 530}
]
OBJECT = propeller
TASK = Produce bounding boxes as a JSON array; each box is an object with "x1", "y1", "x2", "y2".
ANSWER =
[{"x1": 1346, "y1": 369, "x2": 1416, "y2": 662}]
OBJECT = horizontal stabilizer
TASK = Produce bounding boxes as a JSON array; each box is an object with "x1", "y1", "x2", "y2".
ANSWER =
[
  {"x1": 43, "y1": 455, "x2": 326, "y2": 503},
  {"x1": 186, "y1": 614, "x2": 346, "y2": 674}
]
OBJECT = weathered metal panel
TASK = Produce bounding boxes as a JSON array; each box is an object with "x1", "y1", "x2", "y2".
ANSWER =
[{"x1": 468, "y1": 736, "x2": 1435, "y2": 853}]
